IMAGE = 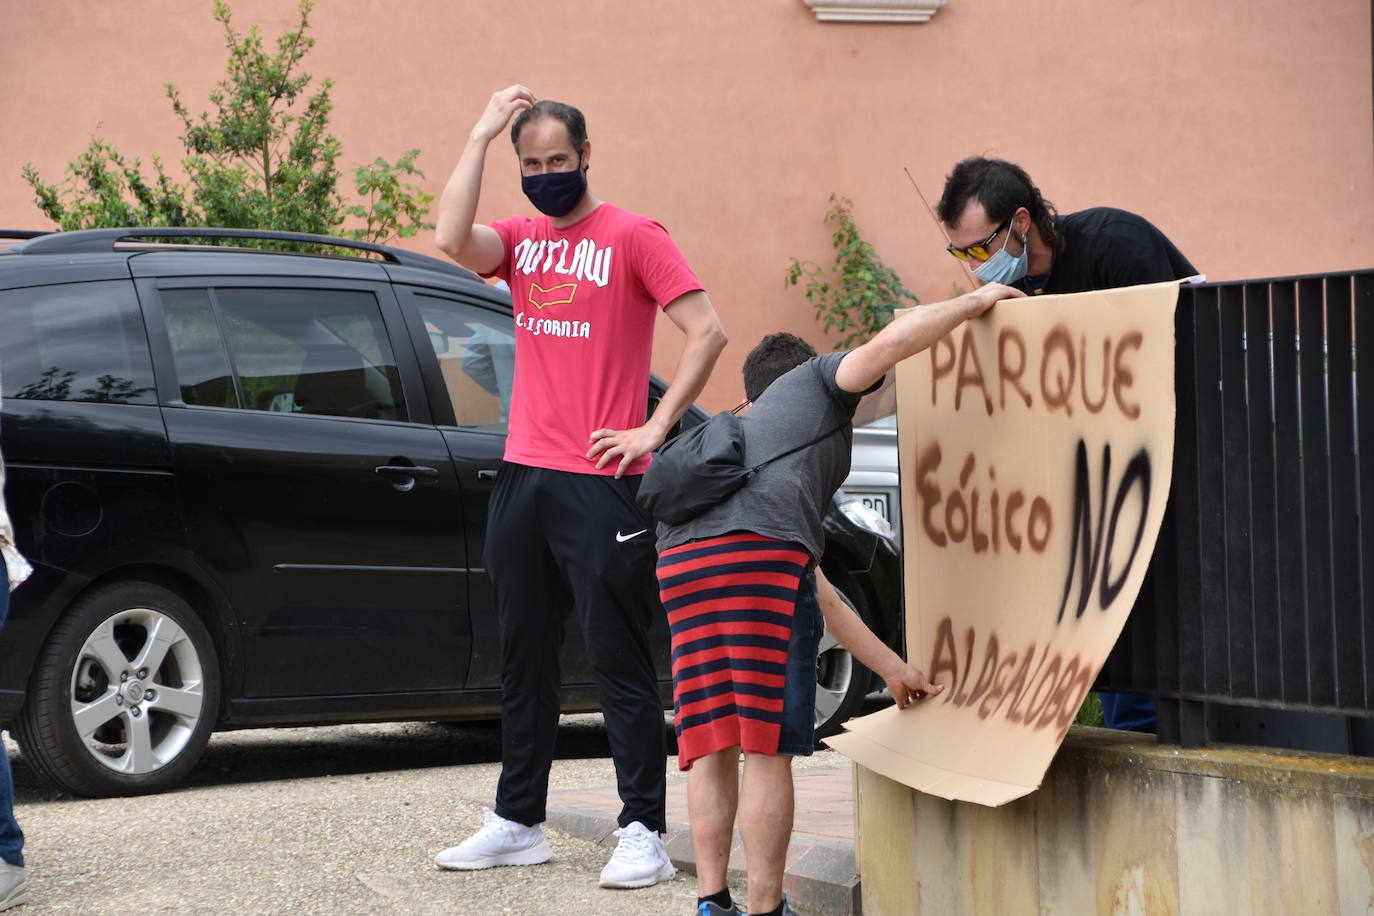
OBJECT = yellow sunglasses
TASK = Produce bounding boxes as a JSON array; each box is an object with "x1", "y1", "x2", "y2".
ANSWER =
[{"x1": 946, "y1": 218, "x2": 1009, "y2": 262}]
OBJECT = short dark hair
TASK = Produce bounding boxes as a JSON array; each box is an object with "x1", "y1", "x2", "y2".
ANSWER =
[
  {"x1": 510, "y1": 100, "x2": 588, "y2": 155},
  {"x1": 743, "y1": 333, "x2": 818, "y2": 402},
  {"x1": 936, "y1": 156, "x2": 1064, "y2": 255}
]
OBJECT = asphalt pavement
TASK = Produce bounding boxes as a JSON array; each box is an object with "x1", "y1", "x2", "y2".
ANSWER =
[{"x1": 5, "y1": 714, "x2": 853, "y2": 915}]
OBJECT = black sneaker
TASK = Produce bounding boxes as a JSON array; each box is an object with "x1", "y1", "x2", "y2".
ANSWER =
[
  {"x1": 744, "y1": 895, "x2": 797, "y2": 916},
  {"x1": 697, "y1": 902, "x2": 740, "y2": 916}
]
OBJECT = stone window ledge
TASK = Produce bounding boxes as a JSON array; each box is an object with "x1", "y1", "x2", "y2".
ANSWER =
[{"x1": 803, "y1": 0, "x2": 948, "y2": 23}]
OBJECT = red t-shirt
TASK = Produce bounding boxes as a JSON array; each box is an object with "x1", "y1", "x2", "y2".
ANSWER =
[{"x1": 486, "y1": 203, "x2": 703, "y2": 475}]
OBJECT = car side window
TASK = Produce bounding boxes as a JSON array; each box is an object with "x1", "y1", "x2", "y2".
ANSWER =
[
  {"x1": 162, "y1": 287, "x2": 408, "y2": 421},
  {"x1": 163, "y1": 288, "x2": 239, "y2": 408},
  {"x1": 0, "y1": 280, "x2": 156, "y2": 405},
  {"x1": 415, "y1": 293, "x2": 514, "y2": 432}
]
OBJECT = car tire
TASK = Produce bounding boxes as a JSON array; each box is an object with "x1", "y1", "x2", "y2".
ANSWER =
[
  {"x1": 813, "y1": 580, "x2": 874, "y2": 741},
  {"x1": 15, "y1": 581, "x2": 220, "y2": 797}
]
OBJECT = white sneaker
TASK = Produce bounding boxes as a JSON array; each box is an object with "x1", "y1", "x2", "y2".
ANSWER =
[
  {"x1": 598, "y1": 821, "x2": 675, "y2": 889},
  {"x1": 434, "y1": 808, "x2": 552, "y2": 871},
  {"x1": 0, "y1": 862, "x2": 28, "y2": 912}
]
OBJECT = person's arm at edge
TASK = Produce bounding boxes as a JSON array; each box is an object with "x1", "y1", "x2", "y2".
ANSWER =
[
  {"x1": 814, "y1": 567, "x2": 942, "y2": 708},
  {"x1": 434, "y1": 85, "x2": 535, "y2": 274},
  {"x1": 833, "y1": 283, "x2": 1024, "y2": 394},
  {"x1": 588, "y1": 289, "x2": 728, "y2": 477}
]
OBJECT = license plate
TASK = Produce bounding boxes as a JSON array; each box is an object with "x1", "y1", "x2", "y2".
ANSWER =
[{"x1": 853, "y1": 492, "x2": 890, "y2": 520}]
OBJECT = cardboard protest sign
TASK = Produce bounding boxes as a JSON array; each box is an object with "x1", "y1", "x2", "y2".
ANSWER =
[{"x1": 826, "y1": 280, "x2": 1179, "y2": 806}]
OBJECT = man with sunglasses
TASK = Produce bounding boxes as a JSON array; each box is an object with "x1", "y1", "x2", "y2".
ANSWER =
[
  {"x1": 936, "y1": 156, "x2": 1195, "y2": 297},
  {"x1": 937, "y1": 155, "x2": 1191, "y2": 732}
]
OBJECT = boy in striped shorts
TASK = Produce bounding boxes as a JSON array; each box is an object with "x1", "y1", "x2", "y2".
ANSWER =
[{"x1": 656, "y1": 282, "x2": 1023, "y2": 916}]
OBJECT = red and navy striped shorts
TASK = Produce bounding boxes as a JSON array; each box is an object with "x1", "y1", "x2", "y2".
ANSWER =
[{"x1": 657, "y1": 533, "x2": 812, "y2": 770}]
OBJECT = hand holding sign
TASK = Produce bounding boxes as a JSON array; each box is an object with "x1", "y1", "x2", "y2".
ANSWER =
[{"x1": 884, "y1": 665, "x2": 946, "y2": 709}]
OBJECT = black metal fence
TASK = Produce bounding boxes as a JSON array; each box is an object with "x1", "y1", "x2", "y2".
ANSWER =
[{"x1": 1098, "y1": 270, "x2": 1374, "y2": 753}]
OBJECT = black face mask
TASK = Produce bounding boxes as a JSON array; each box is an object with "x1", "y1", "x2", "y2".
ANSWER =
[{"x1": 521, "y1": 162, "x2": 587, "y2": 218}]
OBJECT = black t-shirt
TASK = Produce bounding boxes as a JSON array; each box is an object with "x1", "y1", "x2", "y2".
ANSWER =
[{"x1": 1020, "y1": 207, "x2": 1197, "y2": 296}]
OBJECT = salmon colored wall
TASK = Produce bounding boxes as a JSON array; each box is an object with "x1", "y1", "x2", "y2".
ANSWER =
[{"x1": 3, "y1": 0, "x2": 1371, "y2": 411}]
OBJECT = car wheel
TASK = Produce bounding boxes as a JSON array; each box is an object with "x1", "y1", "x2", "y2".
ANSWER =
[
  {"x1": 813, "y1": 583, "x2": 873, "y2": 741},
  {"x1": 15, "y1": 581, "x2": 220, "y2": 797}
]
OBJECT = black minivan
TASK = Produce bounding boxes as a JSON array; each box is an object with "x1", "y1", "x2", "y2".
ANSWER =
[{"x1": 0, "y1": 228, "x2": 902, "y2": 797}]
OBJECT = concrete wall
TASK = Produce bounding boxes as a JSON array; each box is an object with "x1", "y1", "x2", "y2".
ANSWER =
[
  {"x1": 854, "y1": 727, "x2": 1374, "y2": 915},
  {"x1": 3, "y1": 1, "x2": 1371, "y2": 410}
]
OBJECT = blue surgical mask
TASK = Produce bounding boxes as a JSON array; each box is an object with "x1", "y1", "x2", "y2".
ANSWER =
[
  {"x1": 522, "y1": 163, "x2": 587, "y2": 218},
  {"x1": 973, "y1": 225, "x2": 1029, "y2": 286}
]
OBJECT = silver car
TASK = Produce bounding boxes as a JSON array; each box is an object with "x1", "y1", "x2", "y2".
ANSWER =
[{"x1": 838, "y1": 378, "x2": 900, "y2": 544}]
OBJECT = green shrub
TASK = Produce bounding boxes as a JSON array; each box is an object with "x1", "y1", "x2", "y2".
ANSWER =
[
  {"x1": 785, "y1": 195, "x2": 918, "y2": 349},
  {"x1": 23, "y1": 0, "x2": 432, "y2": 246}
]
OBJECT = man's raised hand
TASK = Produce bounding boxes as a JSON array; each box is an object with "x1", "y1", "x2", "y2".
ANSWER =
[{"x1": 472, "y1": 85, "x2": 537, "y2": 142}]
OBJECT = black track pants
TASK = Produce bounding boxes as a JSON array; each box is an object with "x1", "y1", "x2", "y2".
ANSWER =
[{"x1": 485, "y1": 462, "x2": 667, "y2": 833}]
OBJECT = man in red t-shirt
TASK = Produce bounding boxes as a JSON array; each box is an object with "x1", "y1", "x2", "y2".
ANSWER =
[{"x1": 432, "y1": 85, "x2": 727, "y2": 890}]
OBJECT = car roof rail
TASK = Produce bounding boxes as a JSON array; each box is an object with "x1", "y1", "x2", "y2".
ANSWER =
[
  {"x1": 12, "y1": 227, "x2": 478, "y2": 280},
  {"x1": 0, "y1": 230, "x2": 52, "y2": 241}
]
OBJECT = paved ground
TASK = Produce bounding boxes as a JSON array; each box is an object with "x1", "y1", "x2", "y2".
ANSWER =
[
  {"x1": 5, "y1": 714, "x2": 859, "y2": 915},
  {"x1": 546, "y1": 764, "x2": 859, "y2": 915}
]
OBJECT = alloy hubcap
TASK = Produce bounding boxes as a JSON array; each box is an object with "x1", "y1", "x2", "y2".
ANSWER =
[
  {"x1": 121, "y1": 680, "x2": 145, "y2": 704},
  {"x1": 814, "y1": 627, "x2": 855, "y2": 728},
  {"x1": 69, "y1": 607, "x2": 206, "y2": 775}
]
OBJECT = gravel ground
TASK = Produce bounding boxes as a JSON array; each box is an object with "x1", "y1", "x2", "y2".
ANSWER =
[{"x1": 4, "y1": 714, "x2": 846, "y2": 915}]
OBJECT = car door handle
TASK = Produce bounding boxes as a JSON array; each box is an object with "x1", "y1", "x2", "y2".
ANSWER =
[
  {"x1": 477, "y1": 468, "x2": 499, "y2": 482},
  {"x1": 375, "y1": 465, "x2": 440, "y2": 481}
]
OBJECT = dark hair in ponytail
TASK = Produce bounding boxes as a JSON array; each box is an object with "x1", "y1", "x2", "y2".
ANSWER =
[{"x1": 937, "y1": 156, "x2": 1064, "y2": 255}]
